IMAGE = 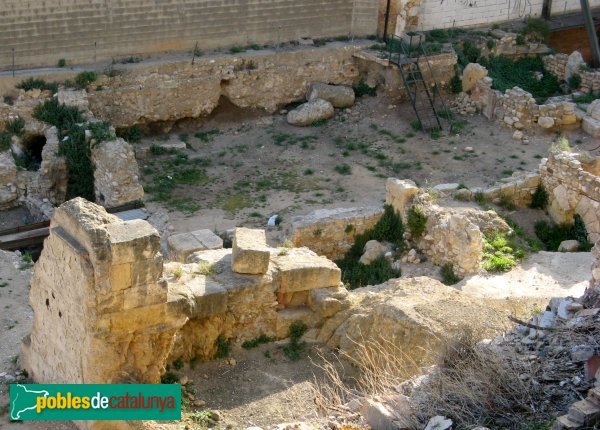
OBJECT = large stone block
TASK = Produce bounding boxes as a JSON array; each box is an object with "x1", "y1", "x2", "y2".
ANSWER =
[
  {"x1": 231, "y1": 227, "x2": 270, "y2": 275},
  {"x1": 273, "y1": 247, "x2": 341, "y2": 293},
  {"x1": 168, "y1": 229, "x2": 223, "y2": 262},
  {"x1": 287, "y1": 98, "x2": 334, "y2": 126},
  {"x1": 583, "y1": 116, "x2": 600, "y2": 137},
  {"x1": 462, "y1": 63, "x2": 488, "y2": 92},
  {"x1": 385, "y1": 178, "x2": 419, "y2": 218},
  {"x1": 306, "y1": 82, "x2": 355, "y2": 108}
]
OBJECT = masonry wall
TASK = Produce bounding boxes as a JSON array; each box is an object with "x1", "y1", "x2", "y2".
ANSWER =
[
  {"x1": 0, "y1": 0, "x2": 378, "y2": 70},
  {"x1": 415, "y1": 0, "x2": 600, "y2": 31}
]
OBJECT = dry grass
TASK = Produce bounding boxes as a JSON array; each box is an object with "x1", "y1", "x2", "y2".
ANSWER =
[{"x1": 312, "y1": 328, "x2": 549, "y2": 430}]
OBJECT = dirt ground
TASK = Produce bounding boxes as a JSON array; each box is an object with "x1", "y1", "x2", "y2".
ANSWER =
[{"x1": 137, "y1": 92, "x2": 597, "y2": 243}]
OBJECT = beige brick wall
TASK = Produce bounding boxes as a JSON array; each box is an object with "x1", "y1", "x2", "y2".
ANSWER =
[{"x1": 0, "y1": 0, "x2": 378, "y2": 70}]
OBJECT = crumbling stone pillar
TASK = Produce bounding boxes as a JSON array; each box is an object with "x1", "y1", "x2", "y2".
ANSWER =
[{"x1": 21, "y1": 198, "x2": 187, "y2": 386}]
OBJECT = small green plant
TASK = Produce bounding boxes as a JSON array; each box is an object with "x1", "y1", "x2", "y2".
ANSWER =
[
  {"x1": 481, "y1": 232, "x2": 524, "y2": 272},
  {"x1": 172, "y1": 358, "x2": 184, "y2": 370},
  {"x1": 522, "y1": 17, "x2": 550, "y2": 43},
  {"x1": 410, "y1": 120, "x2": 423, "y2": 131},
  {"x1": 229, "y1": 46, "x2": 245, "y2": 54},
  {"x1": 353, "y1": 80, "x2": 376, "y2": 97},
  {"x1": 18, "y1": 253, "x2": 34, "y2": 270},
  {"x1": 173, "y1": 265, "x2": 183, "y2": 279},
  {"x1": 549, "y1": 137, "x2": 570, "y2": 153},
  {"x1": 407, "y1": 205, "x2": 427, "y2": 238},
  {"x1": 303, "y1": 168, "x2": 314, "y2": 175},
  {"x1": 345, "y1": 224, "x2": 355, "y2": 234},
  {"x1": 118, "y1": 125, "x2": 143, "y2": 143},
  {"x1": 242, "y1": 334, "x2": 275, "y2": 349},
  {"x1": 0, "y1": 132, "x2": 10, "y2": 151},
  {"x1": 311, "y1": 118, "x2": 327, "y2": 127},
  {"x1": 486, "y1": 39, "x2": 496, "y2": 50},
  {"x1": 440, "y1": 263, "x2": 461, "y2": 285},
  {"x1": 214, "y1": 335, "x2": 231, "y2": 359},
  {"x1": 498, "y1": 194, "x2": 516, "y2": 211},
  {"x1": 516, "y1": 35, "x2": 526, "y2": 45},
  {"x1": 568, "y1": 73, "x2": 582, "y2": 90},
  {"x1": 160, "y1": 371, "x2": 180, "y2": 384},
  {"x1": 6, "y1": 117, "x2": 25, "y2": 136},
  {"x1": 16, "y1": 78, "x2": 58, "y2": 93},
  {"x1": 334, "y1": 164, "x2": 352, "y2": 175},
  {"x1": 75, "y1": 71, "x2": 98, "y2": 89},
  {"x1": 197, "y1": 262, "x2": 216, "y2": 276},
  {"x1": 535, "y1": 214, "x2": 592, "y2": 251},
  {"x1": 450, "y1": 73, "x2": 463, "y2": 94},
  {"x1": 529, "y1": 185, "x2": 548, "y2": 210},
  {"x1": 57, "y1": 58, "x2": 66, "y2": 68},
  {"x1": 194, "y1": 129, "x2": 220, "y2": 143},
  {"x1": 282, "y1": 321, "x2": 308, "y2": 361}
]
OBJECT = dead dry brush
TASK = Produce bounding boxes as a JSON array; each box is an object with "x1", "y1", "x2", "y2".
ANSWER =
[{"x1": 312, "y1": 328, "x2": 550, "y2": 430}]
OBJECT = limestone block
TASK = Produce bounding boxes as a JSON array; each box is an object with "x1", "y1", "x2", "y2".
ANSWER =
[
  {"x1": 168, "y1": 274, "x2": 228, "y2": 319},
  {"x1": 309, "y1": 286, "x2": 351, "y2": 318},
  {"x1": 566, "y1": 51, "x2": 585, "y2": 81},
  {"x1": 273, "y1": 247, "x2": 341, "y2": 293},
  {"x1": 587, "y1": 99, "x2": 600, "y2": 121},
  {"x1": 287, "y1": 99, "x2": 334, "y2": 126},
  {"x1": 231, "y1": 227, "x2": 270, "y2": 275},
  {"x1": 538, "y1": 116, "x2": 555, "y2": 129},
  {"x1": 385, "y1": 178, "x2": 419, "y2": 218},
  {"x1": 432, "y1": 183, "x2": 460, "y2": 193},
  {"x1": 558, "y1": 240, "x2": 580, "y2": 252},
  {"x1": 106, "y1": 220, "x2": 161, "y2": 264},
  {"x1": 306, "y1": 82, "x2": 355, "y2": 108},
  {"x1": 0, "y1": 151, "x2": 18, "y2": 209},
  {"x1": 359, "y1": 240, "x2": 392, "y2": 265},
  {"x1": 275, "y1": 307, "x2": 319, "y2": 338},
  {"x1": 462, "y1": 63, "x2": 488, "y2": 92},
  {"x1": 168, "y1": 229, "x2": 223, "y2": 262},
  {"x1": 583, "y1": 116, "x2": 600, "y2": 138}
]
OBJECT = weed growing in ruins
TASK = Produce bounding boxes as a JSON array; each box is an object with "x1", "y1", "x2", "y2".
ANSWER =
[
  {"x1": 218, "y1": 194, "x2": 252, "y2": 215},
  {"x1": 522, "y1": 17, "x2": 550, "y2": 43},
  {"x1": 74, "y1": 71, "x2": 98, "y2": 89},
  {"x1": 336, "y1": 205, "x2": 404, "y2": 289},
  {"x1": 311, "y1": 119, "x2": 327, "y2": 127},
  {"x1": 529, "y1": 185, "x2": 548, "y2": 210},
  {"x1": 172, "y1": 358, "x2": 184, "y2": 370},
  {"x1": 353, "y1": 80, "x2": 376, "y2": 97},
  {"x1": 242, "y1": 334, "x2": 275, "y2": 349},
  {"x1": 57, "y1": 58, "x2": 66, "y2": 67},
  {"x1": 173, "y1": 265, "x2": 183, "y2": 279},
  {"x1": 214, "y1": 335, "x2": 231, "y2": 359},
  {"x1": 568, "y1": 74, "x2": 582, "y2": 90},
  {"x1": 450, "y1": 73, "x2": 462, "y2": 94},
  {"x1": 281, "y1": 321, "x2": 308, "y2": 361},
  {"x1": 572, "y1": 91, "x2": 600, "y2": 103},
  {"x1": 534, "y1": 214, "x2": 592, "y2": 251},
  {"x1": 16, "y1": 78, "x2": 58, "y2": 93},
  {"x1": 160, "y1": 371, "x2": 180, "y2": 384},
  {"x1": 18, "y1": 253, "x2": 34, "y2": 271},
  {"x1": 410, "y1": 120, "x2": 422, "y2": 131},
  {"x1": 0, "y1": 132, "x2": 11, "y2": 151},
  {"x1": 481, "y1": 232, "x2": 524, "y2": 272},
  {"x1": 197, "y1": 262, "x2": 216, "y2": 276},
  {"x1": 7, "y1": 117, "x2": 25, "y2": 136},
  {"x1": 33, "y1": 98, "x2": 84, "y2": 129},
  {"x1": 407, "y1": 205, "x2": 427, "y2": 238},
  {"x1": 334, "y1": 164, "x2": 352, "y2": 175},
  {"x1": 117, "y1": 126, "x2": 143, "y2": 143},
  {"x1": 187, "y1": 410, "x2": 212, "y2": 426},
  {"x1": 440, "y1": 263, "x2": 461, "y2": 285},
  {"x1": 229, "y1": 46, "x2": 245, "y2": 54},
  {"x1": 498, "y1": 194, "x2": 516, "y2": 211},
  {"x1": 194, "y1": 129, "x2": 220, "y2": 143},
  {"x1": 549, "y1": 137, "x2": 570, "y2": 153},
  {"x1": 345, "y1": 224, "x2": 355, "y2": 234}
]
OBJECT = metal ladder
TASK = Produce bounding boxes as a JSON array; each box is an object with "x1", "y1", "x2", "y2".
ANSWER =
[{"x1": 387, "y1": 34, "x2": 451, "y2": 132}]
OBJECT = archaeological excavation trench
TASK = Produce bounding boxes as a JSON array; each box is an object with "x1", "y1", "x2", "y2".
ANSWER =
[{"x1": 1, "y1": 20, "x2": 600, "y2": 430}]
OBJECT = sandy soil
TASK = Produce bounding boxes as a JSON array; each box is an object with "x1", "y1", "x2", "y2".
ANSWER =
[{"x1": 138, "y1": 92, "x2": 596, "y2": 244}]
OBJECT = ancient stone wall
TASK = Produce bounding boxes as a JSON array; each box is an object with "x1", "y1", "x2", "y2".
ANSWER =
[
  {"x1": 544, "y1": 53, "x2": 600, "y2": 92},
  {"x1": 290, "y1": 207, "x2": 384, "y2": 261},
  {"x1": 21, "y1": 198, "x2": 188, "y2": 390},
  {"x1": 541, "y1": 152, "x2": 600, "y2": 244},
  {"x1": 0, "y1": 0, "x2": 378, "y2": 70}
]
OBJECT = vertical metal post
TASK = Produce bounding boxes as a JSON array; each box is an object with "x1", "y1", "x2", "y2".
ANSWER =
[
  {"x1": 12, "y1": 48, "x2": 15, "y2": 77},
  {"x1": 192, "y1": 42, "x2": 198, "y2": 65},
  {"x1": 542, "y1": 0, "x2": 553, "y2": 19},
  {"x1": 94, "y1": 42, "x2": 97, "y2": 63},
  {"x1": 581, "y1": 0, "x2": 600, "y2": 68},
  {"x1": 383, "y1": 0, "x2": 391, "y2": 42}
]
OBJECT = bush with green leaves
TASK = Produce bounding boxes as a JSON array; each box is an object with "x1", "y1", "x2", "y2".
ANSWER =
[
  {"x1": 481, "y1": 232, "x2": 525, "y2": 272},
  {"x1": 407, "y1": 205, "x2": 427, "y2": 238},
  {"x1": 214, "y1": 335, "x2": 231, "y2": 359},
  {"x1": 75, "y1": 71, "x2": 98, "y2": 89},
  {"x1": 522, "y1": 17, "x2": 550, "y2": 43},
  {"x1": 534, "y1": 214, "x2": 592, "y2": 251},
  {"x1": 450, "y1": 74, "x2": 463, "y2": 94},
  {"x1": 568, "y1": 74, "x2": 582, "y2": 90},
  {"x1": 57, "y1": 58, "x2": 66, "y2": 68},
  {"x1": 0, "y1": 132, "x2": 11, "y2": 151},
  {"x1": 282, "y1": 321, "x2": 308, "y2": 361},
  {"x1": 353, "y1": 80, "x2": 376, "y2": 97},
  {"x1": 529, "y1": 185, "x2": 548, "y2": 210},
  {"x1": 440, "y1": 263, "x2": 461, "y2": 285},
  {"x1": 242, "y1": 334, "x2": 275, "y2": 349},
  {"x1": 7, "y1": 117, "x2": 25, "y2": 136},
  {"x1": 16, "y1": 78, "x2": 58, "y2": 93},
  {"x1": 118, "y1": 126, "x2": 143, "y2": 143},
  {"x1": 336, "y1": 205, "x2": 404, "y2": 289}
]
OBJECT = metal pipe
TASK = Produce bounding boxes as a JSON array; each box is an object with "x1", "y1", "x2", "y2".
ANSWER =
[
  {"x1": 581, "y1": 0, "x2": 600, "y2": 68},
  {"x1": 383, "y1": 0, "x2": 391, "y2": 42}
]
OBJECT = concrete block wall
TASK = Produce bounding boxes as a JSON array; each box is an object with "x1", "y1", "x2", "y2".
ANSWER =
[
  {"x1": 416, "y1": 0, "x2": 600, "y2": 31},
  {"x1": 0, "y1": 0, "x2": 378, "y2": 70}
]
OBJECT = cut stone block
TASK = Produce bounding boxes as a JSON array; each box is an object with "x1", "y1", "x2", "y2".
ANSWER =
[
  {"x1": 583, "y1": 116, "x2": 600, "y2": 138},
  {"x1": 231, "y1": 227, "x2": 270, "y2": 275},
  {"x1": 167, "y1": 275, "x2": 227, "y2": 319},
  {"x1": 568, "y1": 399, "x2": 600, "y2": 425},
  {"x1": 168, "y1": 229, "x2": 223, "y2": 262},
  {"x1": 274, "y1": 247, "x2": 341, "y2": 293}
]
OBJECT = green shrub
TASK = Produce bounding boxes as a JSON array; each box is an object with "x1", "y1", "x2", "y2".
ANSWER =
[
  {"x1": 0, "y1": 132, "x2": 11, "y2": 151},
  {"x1": 407, "y1": 205, "x2": 427, "y2": 238},
  {"x1": 450, "y1": 74, "x2": 463, "y2": 94},
  {"x1": 535, "y1": 215, "x2": 592, "y2": 252},
  {"x1": 334, "y1": 164, "x2": 352, "y2": 175},
  {"x1": 160, "y1": 371, "x2": 179, "y2": 384},
  {"x1": 498, "y1": 194, "x2": 516, "y2": 211},
  {"x1": 214, "y1": 335, "x2": 231, "y2": 359},
  {"x1": 522, "y1": 17, "x2": 550, "y2": 43},
  {"x1": 75, "y1": 71, "x2": 98, "y2": 89},
  {"x1": 6, "y1": 117, "x2": 25, "y2": 136},
  {"x1": 16, "y1": 78, "x2": 58, "y2": 93},
  {"x1": 336, "y1": 205, "x2": 404, "y2": 289},
  {"x1": 516, "y1": 35, "x2": 526, "y2": 45},
  {"x1": 353, "y1": 80, "x2": 376, "y2": 97},
  {"x1": 568, "y1": 74, "x2": 582, "y2": 90},
  {"x1": 282, "y1": 321, "x2": 308, "y2": 361},
  {"x1": 440, "y1": 263, "x2": 461, "y2": 285},
  {"x1": 572, "y1": 91, "x2": 600, "y2": 103},
  {"x1": 242, "y1": 334, "x2": 275, "y2": 349},
  {"x1": 172, "y1": 358, "x2": 184, "y2": 370},
  {"x1": 486, "y1": 39, "x2": 496, "y2": 50},
  {"x1": 481, "y1": 232, "x2": 525, "y2": 272},
  {"x1": 57, "y1": 58, "x2": 66, "y2": 68},
  {"x1": 88, "y1": 121, "x2": 115, "y2": 143},
  {"x1": 311, "y1": 119, "x2": 327, "y2": 127},
  {"x1": 529, "y1": 185, "x2": 548, "y2": 210},
  {"x1": 117, "y1": 125, "x2": 143, "y2": 143},
  {"x1": 427, "y1": 29, "x2": 449, "y2": 43},
  {"x1": 33, "y1": 98, "x2": 84, "y2": 130}
]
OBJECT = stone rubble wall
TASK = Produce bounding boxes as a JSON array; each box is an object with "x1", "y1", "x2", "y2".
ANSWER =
[
  {"x1": 0, "y1": 0, "x2": 378, "y2": 70},
  {"x1": 290, "y1": 207, "x2": 385, "y2": 261},
  {"x1": 544, "y1": 53, "x2": 600, "y2": 92},
  {"x1": 541, "y1": 152, "x2": 600, "y2": 244}
]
